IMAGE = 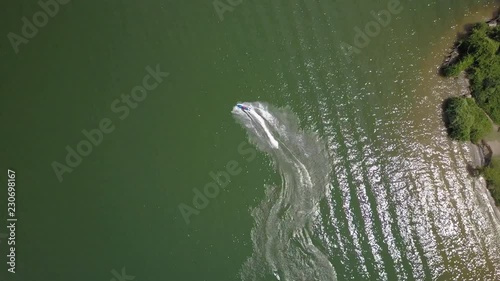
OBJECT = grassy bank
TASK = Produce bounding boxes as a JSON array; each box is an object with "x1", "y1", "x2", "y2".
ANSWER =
[
  {"x1": 442, "y1": 20, "x2": 500, "y2": 204},
  {"x1": 444, "y1": 96, "x2": 492, "y2": 143},
  {"x1": 482, "y1": 158, "x2": 500, "y2": 202}
]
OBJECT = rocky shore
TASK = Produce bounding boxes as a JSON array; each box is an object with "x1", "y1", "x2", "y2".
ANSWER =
[
  {"x1": 443, "y1": 10, "x2": 500, "y2": 167},
  {"x1": 486, "y1": 11, "x2": 500, "y2": 27}
]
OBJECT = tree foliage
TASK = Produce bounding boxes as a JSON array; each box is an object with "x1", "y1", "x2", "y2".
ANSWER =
[
  {"x1": 444, "y1": 22, "x2": 500, "y2": 123},
  {"x1": 445, "y1": 97, "x2": 492, "y2": 143},
  {"x1": 483, "y1": 158, "x2": 500, "y2": 204}
]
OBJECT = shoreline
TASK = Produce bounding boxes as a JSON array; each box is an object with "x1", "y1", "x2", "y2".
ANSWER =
[
  {"x1": 470, "y1": 142, "x2": 485, "y2": 167},
  {"x1": 471, "y1": 139, "x2": 496, "y2": 167},
  {"x1": 443, "y1": 7, "x2": 500, "y2": 209},
  {"x1": 444, "y1": 9, "x2": 500, "y2": 167},
  {"x1": 470, "y1": 141, "x2": 500, "y2": 223}
]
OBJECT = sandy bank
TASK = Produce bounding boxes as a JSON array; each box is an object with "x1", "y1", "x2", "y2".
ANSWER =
[{"x1": 488, "y1": 140, "x2": 500, "y2": 157}]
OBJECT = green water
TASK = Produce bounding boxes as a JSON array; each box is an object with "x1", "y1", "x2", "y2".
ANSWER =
[{"x1": 1, "y1": 0, "x2": 500, "y2": 280}]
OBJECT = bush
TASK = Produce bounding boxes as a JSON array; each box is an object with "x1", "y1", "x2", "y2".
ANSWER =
[
  {"x1": 445, "y1": 97, "x2": 492, "y2": 143},
  {"x1": 443, "y1": 55, "x2": 474, "y2": 77},
  {"x1": 483, "y1": 158, "x2": 500, "y2": 204},
  {"x1": 474, "y1": 84, "x2": 500, "y2": 123},
  {"x1": 469, "y1": 103, "x2": 492, "y2": 143}
]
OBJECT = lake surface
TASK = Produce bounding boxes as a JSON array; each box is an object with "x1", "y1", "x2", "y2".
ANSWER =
[{"x1": 1, "y1": 0, "x2": 500, "y2": 280}]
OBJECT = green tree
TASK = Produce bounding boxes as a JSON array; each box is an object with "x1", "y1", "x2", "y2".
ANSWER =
[
  {"x1": 483, "y1": 158, "x2": 500, "y2": 204},
  {"x1": 445, "y1": 97, "x2": 492, "y2": 143}
]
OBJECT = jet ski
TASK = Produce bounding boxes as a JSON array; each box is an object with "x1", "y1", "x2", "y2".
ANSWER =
[{"x1": 236, "y1": 104, "x2": 250, "y2": 111}]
